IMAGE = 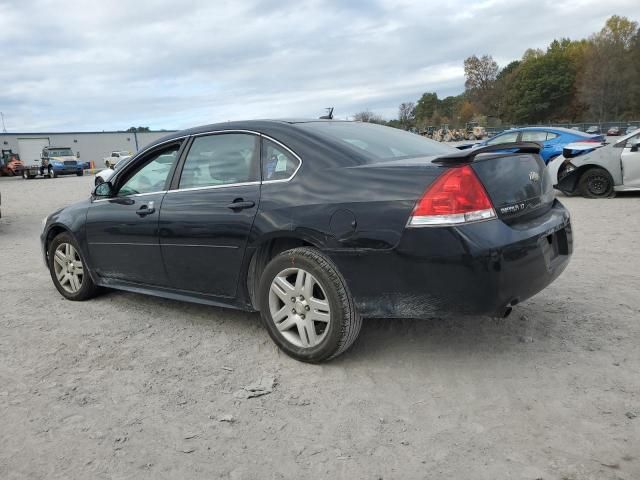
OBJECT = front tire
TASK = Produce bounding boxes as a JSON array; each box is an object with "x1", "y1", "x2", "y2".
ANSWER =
[
  {"x1": 258, "y1": 247, "x2": 361, "y2": 363},
  {"x1": 579, "y1": 168, "x2": 613, "y2": 198},
  {"x1": 48, "y1": 232, "x2": 100, "y2": 301},
  {"x1": 76, "y1": 170, "x2": 84, "y2": 176}
]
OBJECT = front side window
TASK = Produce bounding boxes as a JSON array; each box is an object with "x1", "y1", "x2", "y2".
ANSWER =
[
  {"x1": 118, "y1": 145, "x2": 180, "y2": 196},
  {"x1": 487, "y1": 131, "x2": 519, "y2": 145},
  {"x1": 262, "y1": 139, "x2": 300, "y2": 181},
  {"x1": 179, "y1": 133, "x2": 259, "y2": 189},
  {"x1": 521, "y1": 131, "x2": 547, "y2": 142}
]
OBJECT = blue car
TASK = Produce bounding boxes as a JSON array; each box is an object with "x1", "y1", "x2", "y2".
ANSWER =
[{"x1": 476, "y1": 127, "x2": 604, "y2": 164}]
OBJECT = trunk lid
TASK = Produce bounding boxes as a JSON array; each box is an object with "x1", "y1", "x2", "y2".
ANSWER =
[{"x1": 470, "y1": 152, "x2": 554, "y2": 223}]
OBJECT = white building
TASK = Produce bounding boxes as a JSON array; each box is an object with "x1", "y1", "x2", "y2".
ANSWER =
[{"x1": 0, "y1": 130, "x2": 176, "y2": 166}]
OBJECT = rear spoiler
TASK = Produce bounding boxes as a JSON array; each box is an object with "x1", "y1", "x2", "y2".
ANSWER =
[{"x1": 432, "y1": 142, "x2": 542, "y2": 165}]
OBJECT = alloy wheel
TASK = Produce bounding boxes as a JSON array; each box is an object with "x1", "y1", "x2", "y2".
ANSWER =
[
  {"x1": 268, "y1": 267, "x2": 331, "y2": 348},
  {"x1": 52, "y1": 243, "x2": 85, "y2": 294}
]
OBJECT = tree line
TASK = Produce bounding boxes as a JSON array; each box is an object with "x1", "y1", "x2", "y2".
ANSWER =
[{"x1": 353, "y1": 15, "x2": 639, "y2": 130}]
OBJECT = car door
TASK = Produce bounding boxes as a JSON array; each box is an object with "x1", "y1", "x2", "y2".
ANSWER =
[
  {"x1": 85, "y1": 142, "x2": 183, "y2": 286},
  {"x1": 158, "y1": 132, "x2": 261, "y2": 297},
  {"x1": 620, "y1": 133, "x2": 640, "y2": 187}
]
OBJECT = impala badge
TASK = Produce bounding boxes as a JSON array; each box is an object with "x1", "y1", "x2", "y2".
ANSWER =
[{"x1": 529, "y1": 171, "x2": 540, "y2": 182}]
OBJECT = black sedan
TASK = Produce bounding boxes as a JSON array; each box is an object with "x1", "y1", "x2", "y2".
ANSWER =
[{"x1": 42, "y1": 120, "x2": 572, "y2": 362}]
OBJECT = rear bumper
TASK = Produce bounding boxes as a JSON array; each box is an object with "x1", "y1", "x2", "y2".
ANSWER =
[{"x1": 329, "y1": 200, "x2": 572, "y2": 318}]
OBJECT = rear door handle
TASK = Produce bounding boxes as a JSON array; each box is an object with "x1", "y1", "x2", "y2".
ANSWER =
[
  {"x1": 136, "y1": 201, "x2": 155, "y2": 216},
  {"x1": 226, "y1": 199, "x2": 255, "y2": 211}
]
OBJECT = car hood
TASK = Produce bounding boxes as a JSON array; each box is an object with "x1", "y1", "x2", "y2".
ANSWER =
[{"x1": 50, "y1": 156, "x2": 77, "y2": 162}]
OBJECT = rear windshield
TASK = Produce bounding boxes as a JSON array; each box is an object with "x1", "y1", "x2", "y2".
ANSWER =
[{"x1": 296, "y1": 122, "x2": 455, "y2": 163}]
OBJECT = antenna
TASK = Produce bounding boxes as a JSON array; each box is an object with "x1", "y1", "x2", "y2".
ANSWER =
[
  {"x1": 0, "y1": 112, "x2": 6, "y2": 133},
  {"x1": 319, "y1": 107, "x2": 334, "y2": 120}
]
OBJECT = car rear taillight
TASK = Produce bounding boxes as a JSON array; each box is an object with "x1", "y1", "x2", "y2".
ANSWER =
[{"x1": 408, "y1": 165, "x2": 496, "y2": 226}]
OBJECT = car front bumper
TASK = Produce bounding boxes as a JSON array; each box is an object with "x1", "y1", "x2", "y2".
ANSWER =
[
  {"x1": 329, "y1": 200, "x2": 572, "y2": 319},
  {"x1": 53, "y1": 167, "x2": 82, "y2": 175}
]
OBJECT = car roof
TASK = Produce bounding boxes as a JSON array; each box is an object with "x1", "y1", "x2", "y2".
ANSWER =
[
  {"x1": 500, "y1": 126, "x2": 596, "y2": 137},
  {"x1": 146, "y1": 119, "x2": 350, "y2": 146}
]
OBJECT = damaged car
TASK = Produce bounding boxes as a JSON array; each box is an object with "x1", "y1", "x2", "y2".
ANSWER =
[
  {"x1": 548, "y1": 129, "x2": 640, "y2": 198},
  {"x1": 41, "y1": 120, "x2": 572, "y2": 362}
]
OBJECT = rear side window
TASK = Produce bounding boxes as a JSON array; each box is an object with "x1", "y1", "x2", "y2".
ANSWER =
[
  {"x1": 521, "y1": 131, "x2": 547, "y2": 142},
  {"x1": 179, "y1": 133, "x2": 259, "y2": 189},
  {"x1": 487, "y1": 131, "x2": 519, "y2": 145},
  {"x1": 262, "y1": 139, "x2": 300, "y2": 181}
]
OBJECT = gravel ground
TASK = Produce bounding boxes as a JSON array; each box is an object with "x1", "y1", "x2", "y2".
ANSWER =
[{"x1": 1, "y1": 174, "x2": 639, "y2": 480}]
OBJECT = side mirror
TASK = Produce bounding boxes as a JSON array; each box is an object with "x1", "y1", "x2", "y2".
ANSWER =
[
  {"x1": 93, "y1": 181, "x2": 114, "y2": 197},
  {"x1": 630, "y1": 139, "x2": 640, "y2": 152}
]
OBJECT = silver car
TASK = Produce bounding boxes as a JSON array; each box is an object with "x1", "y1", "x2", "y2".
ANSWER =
[{"x1": 547, "y1": 129, "x2": 640, "y2": 198}]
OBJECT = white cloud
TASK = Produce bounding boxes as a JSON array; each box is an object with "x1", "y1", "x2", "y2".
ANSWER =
[{"x1": 0, "y1": 0, "x2": 635, "y2": 131}]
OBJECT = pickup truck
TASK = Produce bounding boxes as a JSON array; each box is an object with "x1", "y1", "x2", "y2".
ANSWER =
[{"x1": 103, "y1": 151, "x2": 132, "y2": 168}]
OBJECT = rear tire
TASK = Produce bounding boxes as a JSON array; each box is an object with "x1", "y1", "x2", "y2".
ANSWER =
[
  {"x1": 579, "y1": 168, "x2": 613, "y2": 198},
  {"x1": 258, "y1": 247, "x2": 362, "y2": 363},
  {"x1": 48, "y1": 232, "x2": 100, "y2": 301}
]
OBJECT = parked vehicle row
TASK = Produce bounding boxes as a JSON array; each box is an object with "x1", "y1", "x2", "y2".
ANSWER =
[
  {"x1": 21, "y1": 146, "x2": 84, "y2": 179},
  {"x1": 548, "y1": 128, "x2": 640, "y2": 197},
  {"x1": 42, "y1": 120, "x2": 572, "y2": 362},
  {"x1": 471, "y1": 127, "x2": 604, "y2": 164}
]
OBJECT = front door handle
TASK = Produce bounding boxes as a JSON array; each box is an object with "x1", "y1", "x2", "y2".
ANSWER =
[
  {"x1": 136, "y1": 201, "x2": 155, "y2": 216},
  {"x1": 226, "y1": 199, "x2": 255, "y2": 211}
]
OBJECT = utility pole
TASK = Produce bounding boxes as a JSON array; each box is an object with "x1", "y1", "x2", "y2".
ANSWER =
[{"x1": 0, "y1": 112, "x2": 6, "y2": 133}]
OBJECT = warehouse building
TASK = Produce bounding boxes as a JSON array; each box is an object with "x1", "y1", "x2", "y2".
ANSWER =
[{"x1": 0, "y1": 130, "x2": 176, "y2": 166}]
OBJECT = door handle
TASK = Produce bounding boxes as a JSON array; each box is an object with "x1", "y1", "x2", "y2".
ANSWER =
[
  {"x1": 136, "y1": 201, "x2": 155, "y2": 216},
  {"x1": 226, "y1": 199, "x2": 255, "y2": 211}
]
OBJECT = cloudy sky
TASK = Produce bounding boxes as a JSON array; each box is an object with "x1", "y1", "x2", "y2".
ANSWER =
[{"x1": 0, "y1": 0, "x2": 635, "y2": 132}]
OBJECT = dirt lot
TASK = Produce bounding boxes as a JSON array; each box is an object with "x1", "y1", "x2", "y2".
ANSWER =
[{"x1": 0, "y1": 174, "x2": 639, "y2": 480}]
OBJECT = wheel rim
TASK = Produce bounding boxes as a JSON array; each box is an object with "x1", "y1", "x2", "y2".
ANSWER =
[
  {"x1": 268, "y1": 268, "x2": 331, "y2": 348},
  {"x1": 52, "y1": 243, "x2": 84, "y2": 294},
  {"x1": 588, "y1": 175, "x2": 609, "y2": 196}
]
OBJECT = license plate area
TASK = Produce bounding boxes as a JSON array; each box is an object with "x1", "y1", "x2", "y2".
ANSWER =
[{"x1": 540, "y1": 227, "x2": 568, "y2": 268}]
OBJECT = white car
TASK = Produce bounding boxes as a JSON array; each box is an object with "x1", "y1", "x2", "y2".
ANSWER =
[
  {"x1": 548, "y1": 129, "x2": 640, "y2": 198},
  {"x1": 94, "y1": 156, "x2": 132, "y2": 186}
]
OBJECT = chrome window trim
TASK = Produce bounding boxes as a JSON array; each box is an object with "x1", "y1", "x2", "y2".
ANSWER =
[
  {"x1": 166, "y1": 181, "x2": 260, "y2": 194},
  {"x1": 166, "y1": 129, "x2": 302, "y2": 193},
  {"x1": 94, "y1": 129, "x2": 303, "y2": 199}
]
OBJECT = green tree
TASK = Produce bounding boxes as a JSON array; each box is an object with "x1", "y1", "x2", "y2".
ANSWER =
[
  {"x1": 414, "y1": 92, "x2": 438, "y2": 127},
  {"x1": 580, "y1": 15, "x2": 639, "y2": 120}
]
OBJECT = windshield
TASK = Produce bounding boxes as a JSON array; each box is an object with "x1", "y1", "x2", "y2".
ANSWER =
[
  {"x1": 48, "y1": 148, "x2": 74, "y2": 157},
  {"x1": 296, "y1": 122, "x2": 455, "y2": 163}
]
